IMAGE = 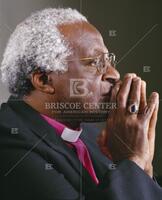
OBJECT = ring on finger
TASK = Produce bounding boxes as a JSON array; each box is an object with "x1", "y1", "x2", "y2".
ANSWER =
[{"x1": 128, "y1": 103, "x2": 139, "y2": 114}]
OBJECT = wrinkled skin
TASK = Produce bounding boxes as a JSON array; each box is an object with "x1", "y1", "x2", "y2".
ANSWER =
[
  {"x1": 24, "y1": 21, "x2": 120, "y2": 127},
  {"x1": 97, "y1": 74, "x2": 159, "y2": 177},
  {"x1": 23, "y1": 21, "x2": 159, "y2": 177}
]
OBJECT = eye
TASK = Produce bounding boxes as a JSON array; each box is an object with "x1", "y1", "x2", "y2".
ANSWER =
[
  {"x1": 83, "y1": 59, "x2": 95, "y2": 67},
  {"x1": 89, "y1": 58, "x2": 100, "y2": 67}
]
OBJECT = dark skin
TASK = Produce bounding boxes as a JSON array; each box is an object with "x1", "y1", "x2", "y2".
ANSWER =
[
  {"x1": 23, "y1": 21, "x2": 159, "y2": 177},
  {"x1": 24, "y1": 22, "x2": 120, "y2": 127}
]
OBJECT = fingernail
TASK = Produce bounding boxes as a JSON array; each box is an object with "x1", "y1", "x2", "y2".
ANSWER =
[
  {"x1": 131, "y1": 73, "x2": 137, "y2": 78},
  {"x1": 125, "y1": 73, "x2": 136, "y2": 78},
  {"x1": 133, "y1": 77, "x2": 141, "y2": 82},
  {"x1": 152, "y1": 92, "x2": 159, "y2": 99},
  {"x1": 141, "y1": 80, "x2": 146, "y2": 86}
]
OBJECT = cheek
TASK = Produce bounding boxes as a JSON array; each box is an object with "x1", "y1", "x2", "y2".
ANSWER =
[
  {"x1": 54, "y1": 81, "x2": 70, "y2": 100},
  {"x1": 85, "y1": 77, "x2": 102, "y2": 102},
  {"x1": 91, "y1": 81, "x2": 101, "y2": 95}
]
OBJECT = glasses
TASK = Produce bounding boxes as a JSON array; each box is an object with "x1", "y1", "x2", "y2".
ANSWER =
[{"x1": 66, "y1": 52, "x2": 117, "y2": 74}]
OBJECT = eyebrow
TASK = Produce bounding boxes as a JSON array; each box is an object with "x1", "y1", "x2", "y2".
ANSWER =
[
  {"x1": 88, "y1": 49, "x2": 109, "y2": 59},
  {"x1": 82, "y1": 51, "x2": 109, "y2": 59},
  {"x1": 65, "y1": 47, "x2": 109, "y2": 62},
  {"x1": 94, "y1": 49, "x2": 109, "y2": 55},
  {"x1": 84, "y1": 47, "x2": 108, "y2": 57}
]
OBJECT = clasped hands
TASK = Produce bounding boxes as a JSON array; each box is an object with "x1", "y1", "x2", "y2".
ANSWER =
[{"x1": 97, "y1": 73, "x2": 159, "y2": 178}]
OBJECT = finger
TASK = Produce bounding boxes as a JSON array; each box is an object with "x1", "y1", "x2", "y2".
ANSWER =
[
  {"x1": 97, "y1": 129, "x2": 112, "y2": 159},
  {"x1": 148, "y1": 95, "x2": 159, "y2": 139},
  {"x1": 97, "y1": 129, "x2": 108, "y2": 146},
  {"x1": 142, "y1": 92, "x2": 159, "y2": 120},
  {"x1": 110, "y1": 81, "x2": 122, "y2": 112},
  {"x1": 147, "y1": 100, "x2": 159, "y2": 161},
  {"x1": 127, "y1": 77, "x2": 141, "y2": 115},
  {"x1": 117, "y1": 73, "x2": 136, "y2": 109},
  {"x1": 139, "y1": 80, "x2": 147, "y2": 114}
]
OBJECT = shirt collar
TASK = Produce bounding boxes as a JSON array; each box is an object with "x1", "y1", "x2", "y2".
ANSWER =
[{"x1": 40, "y1": 114, "x2": 82, "y2": 143}]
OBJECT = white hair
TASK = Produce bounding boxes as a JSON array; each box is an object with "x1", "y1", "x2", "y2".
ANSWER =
[{"x1": 0, "y1": 8, "x2": 87, "y2": 96}]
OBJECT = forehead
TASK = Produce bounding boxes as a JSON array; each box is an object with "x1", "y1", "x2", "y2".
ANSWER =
[{"x1": 58, "y1": 21, "x2": 108, "y2": 57}]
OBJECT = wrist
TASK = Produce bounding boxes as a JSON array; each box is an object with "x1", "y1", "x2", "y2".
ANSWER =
[
  {"x1": 128, "y1": 156, "x2": 145, "y2": 170},
  {"x1": 145, "y1": 164, "x2": 153, "y2": 178}
]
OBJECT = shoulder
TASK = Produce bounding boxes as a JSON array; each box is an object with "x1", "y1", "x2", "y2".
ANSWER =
[{"x1": 0, "y1": 101, "x2": 23, "y2": 130}]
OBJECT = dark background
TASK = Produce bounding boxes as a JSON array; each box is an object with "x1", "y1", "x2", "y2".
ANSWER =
[{"x1": 0, "y1": 0, "x2": 161, "y2": 176}]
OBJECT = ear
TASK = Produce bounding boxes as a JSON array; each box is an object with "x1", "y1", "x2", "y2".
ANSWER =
[{"x1": 30, "y1": 71, "x2": 55, "y2": 94}]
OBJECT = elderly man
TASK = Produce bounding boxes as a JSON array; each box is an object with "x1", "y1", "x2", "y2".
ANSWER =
[{"x1": 0, "y1": 8, "x2": 161, "y2": 200}]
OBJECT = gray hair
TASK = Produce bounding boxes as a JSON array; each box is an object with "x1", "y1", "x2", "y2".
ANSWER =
[{"x1": 0, "y1": 8, "x2": 87, "y2": 96}]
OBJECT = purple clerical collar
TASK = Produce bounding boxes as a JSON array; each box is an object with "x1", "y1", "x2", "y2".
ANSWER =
[{"x1": 40, "y1": 114, "x2": 82, "y2": 143}]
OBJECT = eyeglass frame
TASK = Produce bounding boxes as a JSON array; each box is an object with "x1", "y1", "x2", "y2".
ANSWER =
[
  {"x1": 28, "y1": 52, "x2": 117, "y2": 77},
  {"x1": 65, "y1": 52, "x2": 117, "y2": 74}
]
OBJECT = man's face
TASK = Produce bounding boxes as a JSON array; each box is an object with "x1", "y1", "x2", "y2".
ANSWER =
[{"x1": 48, "y1": 21, "x2": 120, "y2": 122}]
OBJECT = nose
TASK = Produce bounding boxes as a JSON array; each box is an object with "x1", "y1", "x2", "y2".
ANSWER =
[{"x1": 102, "y1": 66, "x2": 120, "y2": 84}]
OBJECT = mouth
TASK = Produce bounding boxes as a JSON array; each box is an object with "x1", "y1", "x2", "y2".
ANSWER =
[{"x1": 101, "y1": 80, "x2": 122, "y2": 99}]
